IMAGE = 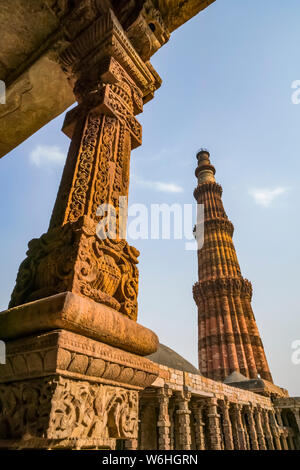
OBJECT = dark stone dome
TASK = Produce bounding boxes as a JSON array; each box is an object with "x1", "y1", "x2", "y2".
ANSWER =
[{"x1": 147, "y1": 343, "x2": 201, "y2": 375}]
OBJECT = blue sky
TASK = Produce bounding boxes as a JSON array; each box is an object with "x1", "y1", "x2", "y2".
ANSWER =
[{"x1": 1, "y1": 0, "x2": 300, "y2": 395}]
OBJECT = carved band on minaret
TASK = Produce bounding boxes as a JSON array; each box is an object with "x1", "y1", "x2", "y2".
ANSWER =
[{"x1": 193, "y1": 149, "x2": 273, "y2": 383}]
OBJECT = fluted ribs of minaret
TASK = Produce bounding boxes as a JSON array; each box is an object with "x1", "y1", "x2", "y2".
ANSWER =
[{"x1": 193, "y1": 150, "x2": 273, "y2": 383}]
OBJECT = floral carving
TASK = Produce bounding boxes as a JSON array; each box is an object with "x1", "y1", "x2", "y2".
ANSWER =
[
  {"x1": 9, "y1": 216, "x2": 139, "y2": 320},
  {"x1": 66, "y1": 112, "x2": 102, "y2": 224},
  {"x1": 0, "y1": 377, "x2": 138, "y2": 441}
]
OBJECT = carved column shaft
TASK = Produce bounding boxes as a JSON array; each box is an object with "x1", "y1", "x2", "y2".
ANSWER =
[
  {"x1": 206, "y1": 398, "x2": 222, "y2": 450},
  {"x1": 157, "y1": 389, "x2": 172, "y2": 450},
  {"x1": 245, "y1": 405, "x2": 259, "y2": 450},
  {"x1": 275, "y1": 408, "x2": 289, "y2": 450},
  {"x1": 268, "y1": 410, "x2": 282, "y2": 450},
  {"x1": 220, "y1": 400, "x2": 234, "y2": 450},
  {"x1": 175, "y1": 393, "x2": 192, "y2": 450},
  {"x1": 261, "y1": 409, "x2": 275, "y2": 450},
  {"x1": 254, "y1": 407, "x2": 267, "y2": 450},
  {"x1": 191, "y1": 402, "x2": 206, "y2": 450},
  {"x1": 232, "y1": 403, "x2": 247, "y2": 450}
]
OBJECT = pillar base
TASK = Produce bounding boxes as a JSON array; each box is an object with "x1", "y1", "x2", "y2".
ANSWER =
[
  {"x1": 0, "y1": 295, "x2": 159, "y2": 449},
  {"x1": 0, "y1": 291, "x2": 158, "y2": 356}
]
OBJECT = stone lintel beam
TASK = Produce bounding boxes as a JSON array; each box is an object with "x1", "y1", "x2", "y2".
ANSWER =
[
  {"x1": 0, "y1": 291, "x2": 158, "y2": 357},
  {"x1": 0, "y1": 0, "x2": 214, "y2": 158},
  {"x1": 155, "y1": 0, "x2": 216, "y2": 33}
]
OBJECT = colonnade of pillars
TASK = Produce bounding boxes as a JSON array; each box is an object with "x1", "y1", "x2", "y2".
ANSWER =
[{"x1": 135, "y1": 388, "x2": 300, "y2": 450}]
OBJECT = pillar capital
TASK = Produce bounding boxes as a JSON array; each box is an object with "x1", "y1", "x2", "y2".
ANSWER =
[
  {"x1": 219, "y1": 397, "x2": 231, "y2": 411},
  {"x1": 232, "y1": 402, "x2": 244, "y2": 414},
  {"x1": 59, "y1": 9, "x2": 161, "y2": 101},
  {"x1": 206, "y1": 397, "x2": 219, "y2": 408}
]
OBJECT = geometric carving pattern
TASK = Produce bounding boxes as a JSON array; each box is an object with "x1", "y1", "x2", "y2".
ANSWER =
[{"x1": 0, "y1": 330, "x2": 159, "y2": 389}]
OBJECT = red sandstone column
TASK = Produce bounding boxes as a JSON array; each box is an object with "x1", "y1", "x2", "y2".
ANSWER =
[
  {"x1": 232, "y1": 403, "x2": 247, "y2": 450},
  {"x1": 206, "y1": 398, "x2": 222, "y2": 450},
  {"x1": 244, "y1": 405, "x2": 259, "y2": 450},
  {"x1": 175, "y1": 392, "x2": 192, "y2": 450},
  {"x1": 262, "y1": 408, "x2": 275, "y2": 450},
  {"x1": 220, "y1": 399, "x2": 234, "y2": 450},
  {"x1": 254, "y1": 406, "x2": 267, "y2": 450},
  {"x1": 268, "y1": 410, "x2": 282, "y2": 450},
  {"x1": 191, "y1": 402, "x2": 206, "y2": 450},
  {"x1": 275, "y1": 408, "x2": 289, "y2": 450},
  {"x1": 157, "y1": 388, "x2": 172, "y2": 450}
]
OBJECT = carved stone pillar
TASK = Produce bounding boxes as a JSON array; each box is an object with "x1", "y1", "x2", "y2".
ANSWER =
[
  {"x1": 291, "y1": 408, "x2": 300, "y2": 450},
  {"x1": 206, "y1": 398, "x2": 222, "y2": 450},
  {"x1": 175, "y1": 391, "x2": 192, "y2": 450},
  {"x1": 219, "y1": 399, "x2": 234, "y2": 450},
  {"x1": 0, "y1": 9, "x2": 165, "y2": 449},
  {"x1": 169, "y1": 403, "x2": 175, "y2": 450},
  {"x1": 275, "y1": 408, "x2": 289, "y2": 450},
  {"x1": 261, "y1": 409, "x2": 275, "y2": 450},
  {"x1": 254, "y1": 406, "x2": 267, "y2": 450},
  {"x1": 232, "y1": 403, "x2": 247, "y2": 450},
  {"x1": 291, "y1": 408, "x2": 300, "y2": 433},
  {"x1": 191, "y1": 401, "x2": 206, "y2": 450},
  {"x1": 157, "y1": 388, "x2": 172, "y2": 450},
  {"x1": 244, "y1": 405, "x2": 259, "y2": 450},
  {"x1": 268, "y1": 410, "x2": 282, "y2": 450}
]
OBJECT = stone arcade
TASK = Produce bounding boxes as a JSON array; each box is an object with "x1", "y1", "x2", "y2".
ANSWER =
[
  {"x1": 136, "y1": 152, "x2": 300, "y2": 450},
  {"x1": 0, "y1": 0, "x2": 299, "y2": 450}
]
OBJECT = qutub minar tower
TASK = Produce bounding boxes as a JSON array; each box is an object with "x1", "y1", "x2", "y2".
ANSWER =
[{"x1": 193, "y1": 150, "x2": 273, "y2": 383}]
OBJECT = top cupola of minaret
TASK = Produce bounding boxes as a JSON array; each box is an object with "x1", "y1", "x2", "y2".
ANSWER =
[{"x1": 195, "y1": 149, "x2": 216, "y2": 184}]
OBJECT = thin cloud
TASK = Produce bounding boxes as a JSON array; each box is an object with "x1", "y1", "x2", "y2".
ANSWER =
[
  {"x1": 147, "y1": 181, "x2": 184, "y2": 193},
  {"x1": 249, "y1": 187, "x2": 289, "y2": 207},
  {"x1": 29, "y1": 145, "x2": 65, "y2": 167},
  {"x1": 133, "y1": 174, "x2": 184, "y2": 193}
]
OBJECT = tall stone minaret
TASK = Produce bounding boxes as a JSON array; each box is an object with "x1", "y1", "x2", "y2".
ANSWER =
[{"x1": 192, "y1": 150, "x2": 273, "y2": 383}]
